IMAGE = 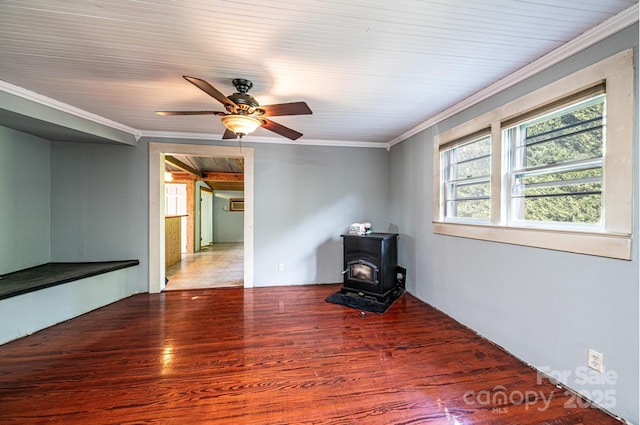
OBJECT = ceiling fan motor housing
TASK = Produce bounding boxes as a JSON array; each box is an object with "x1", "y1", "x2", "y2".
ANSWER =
[
  {"x1": 228, "y1": 93, "x2": 260, "y2": 111},
  {"x1": 232, "y1": 78, "x2": 253, "y2": 93},
  {"x1": 227, "y1": 79, "x2": 259, "y2": 112}
]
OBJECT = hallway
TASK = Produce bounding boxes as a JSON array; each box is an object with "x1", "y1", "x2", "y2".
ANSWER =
[{"x1": 164, "y1": 243, "x2": 243, "y2": 290}]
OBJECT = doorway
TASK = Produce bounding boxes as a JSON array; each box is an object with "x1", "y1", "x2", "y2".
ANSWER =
[
  {"x1": 200, "y1": 188, "x2": 213, "y2": 248},
  {"x1": 149, "y1": 142, "x2": 254, "y2": 293}
]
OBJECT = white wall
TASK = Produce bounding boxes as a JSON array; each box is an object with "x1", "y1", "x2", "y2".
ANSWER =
[
  {"x1": 0, "y1": 126, "x2": 51, "y2": 275},
  {"x1": 389, "y1": 24, "x2": 639, "y2": 423}
]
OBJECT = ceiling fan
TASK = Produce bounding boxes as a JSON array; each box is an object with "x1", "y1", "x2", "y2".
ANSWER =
[{"x1": 156, "y1": 76, "x2": 312, "y2": 140}]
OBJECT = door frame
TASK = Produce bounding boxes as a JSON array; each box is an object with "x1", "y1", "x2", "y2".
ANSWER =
[
  {"x1": 199, "y1": 186, "x2": 213, "y2": 248},
  {"x1": 149, "y1": 142, "x2": 254, "y2": 293}
]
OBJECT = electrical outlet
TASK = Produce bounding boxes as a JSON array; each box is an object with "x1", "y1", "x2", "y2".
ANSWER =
[
  {"x1": 278, "y1": 264, "x2": 285, "y2": 272},
  {"x1": 588, "y1": 348, "x2": 604, "y2": 372}
]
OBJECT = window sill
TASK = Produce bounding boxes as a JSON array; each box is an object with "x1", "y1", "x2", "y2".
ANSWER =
[{"x1": 433, "y1": 221, "x2": 631, "y2": 260}]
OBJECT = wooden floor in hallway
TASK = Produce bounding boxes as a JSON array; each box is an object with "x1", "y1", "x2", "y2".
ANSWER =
[
  {"x1": 0, "y1": 284, "x2": 624, "y2": 424},
  {"x1": 165, "y1": 242, "x2": 243, "y2": 290}
]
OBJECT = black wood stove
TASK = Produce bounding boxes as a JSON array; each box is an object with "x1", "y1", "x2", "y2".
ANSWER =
[{"x1": 340, "y1": 232, "x2": 400, "y2": 303}]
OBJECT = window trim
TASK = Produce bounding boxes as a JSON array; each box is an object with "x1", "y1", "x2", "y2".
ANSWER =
[{"x1": 433, "y1": 49, "x2": 633, "y2": 260}]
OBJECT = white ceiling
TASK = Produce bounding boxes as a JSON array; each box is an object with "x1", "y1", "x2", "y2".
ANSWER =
[{"x1": 0, "y1": 0, "x2": 637, "y2": 146}]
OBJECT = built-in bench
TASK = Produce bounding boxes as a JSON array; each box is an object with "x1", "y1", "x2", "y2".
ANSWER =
[
  {"x1": 0, "y1": 260, "x2": 139, "y2": 300},
  {"x1": 0, "y1": 260, "x2": 140, "y2": 345}
]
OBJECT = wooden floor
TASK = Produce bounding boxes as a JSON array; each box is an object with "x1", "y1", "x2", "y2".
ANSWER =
[
  {"x1": 0, "y1": 285, "x2": 622, "y2": 424},
  {"x1": 165, "y1": 243, "x2": 243, "y2": 290}
]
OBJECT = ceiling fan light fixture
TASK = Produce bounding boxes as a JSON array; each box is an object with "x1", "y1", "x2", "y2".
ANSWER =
[
  {"x1": 159, "y1": 76, "x2": 310, "y2": 140},
  {"x1": 220, "y1": 114, "x2": 261, "y2": 137}
]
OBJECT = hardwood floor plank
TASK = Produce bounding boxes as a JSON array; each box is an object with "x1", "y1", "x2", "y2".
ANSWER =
[{"x1": 0, "y1": 285, "x2": 623, "y2": 424}]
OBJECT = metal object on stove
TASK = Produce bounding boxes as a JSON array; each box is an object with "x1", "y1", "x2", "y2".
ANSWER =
[{"x1": 348, "y1": 222, "x2": 372, "y2": 235}]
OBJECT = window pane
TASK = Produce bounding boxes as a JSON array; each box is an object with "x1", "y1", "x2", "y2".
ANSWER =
[
  {"x1": 515, "y1": 96, "x2": 604, "y2": 169},
  {"x1": 446, "y1": 181, "x2": 491, "y2": 219},
  {"x1": 507, "y1": 95, "x2": 605, "y2": 228},
  {"x1": 441, "y1": 134, "x2": 492, "y2": 222},
  {"x1": 455, "y1": 155, "x2": 490, "y2": 180},
  {"x1": 456, "y1": 136, "x2": 491, "y2": 161},
  {"x1": 513, "y1": 168, "x2": 602, "y2": 224},
  {"x1": 447, "y1": 199, "x2": 491, "y2": 219},
  {"x1": 455, "y1": 181, "x2": 491, "y2": 199}
]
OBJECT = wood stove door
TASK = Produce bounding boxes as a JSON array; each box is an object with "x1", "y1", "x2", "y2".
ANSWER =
[{"x1": 346, "y1": 259, "x2": 379, "y2": 285}]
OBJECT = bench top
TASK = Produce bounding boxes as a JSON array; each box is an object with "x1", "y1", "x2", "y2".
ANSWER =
[{"x1": 0, "y1": 260, "x2": 139, "y2": 300}]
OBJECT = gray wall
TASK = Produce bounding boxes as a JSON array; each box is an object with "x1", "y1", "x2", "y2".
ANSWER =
[
  {"x1": 49, "y1": 136, "x2": 389, "y2": 288},
  {"x1": 252, "y1": 143, "x2": 389, "y2": 285},
  {"x1": 389, "y1": 24, "x2": 639, "y2": 422},
  {"x1": 213, "y1": 190, "x2": 244, "y2": 243},
  {"x1": 0, "y1": 126, "x2": 51, "y2": 275},
  {"x1": 50, "y1": 140, "x2": 149, "y2": 293},
  {"x1": 0, "y1": 126, "x2": 143, "y2": 343},
  {"x1": 145, "y1": 138, "x2": 390, "y2": 286}
]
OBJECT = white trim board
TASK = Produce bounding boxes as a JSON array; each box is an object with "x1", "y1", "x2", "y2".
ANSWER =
[{"x1": 141, "y1": 131, "x2": 388, "y2": 149}]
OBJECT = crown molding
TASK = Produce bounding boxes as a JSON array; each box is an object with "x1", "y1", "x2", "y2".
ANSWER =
[
  {"x1": 386, "y1": 3, "x2": 639, "y2": 148},
  {"x1": 0, "y1": 78, "x2": 386, "y2": 148},
  {"x1": 141, "y1": 130, "x2": 388, "y2": 149},
  {"x1": 0, "y1": 79, "x2": 142, "y2": 141}
]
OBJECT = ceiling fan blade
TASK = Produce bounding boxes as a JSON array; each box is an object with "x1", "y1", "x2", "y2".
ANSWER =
[
  {"x1": 183, "y1": 76, "x2": 238, "y2": 108},
  {"x1": 261, "y1": 118, "x2": 303, "y2": 140},
  {"x1": 156, "y1": 111, "x2": 225, "y2": 116},
  {"x1": 258, "y1": 102, "x2": 312, "y2": 117},
  {"x1": 222, "y1": 129, "x2": 237, "y2": 139}
]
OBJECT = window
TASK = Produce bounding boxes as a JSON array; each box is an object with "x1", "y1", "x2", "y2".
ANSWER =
[
  {"x1": 229, "y1": 198, "x2": 245, "y2": 212},
  {"x1": 441, "y1": 134, "x2": 492, "y2": 222},
  {"x1": 433, "y1": 50, "x2": 633, "y2": 260},
  {"x1": 165, "y1": 183, "x2": 187, "y2": 216},
  {"x1": 504, "y1": 94, "x2": 605, "y2": 229}
]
